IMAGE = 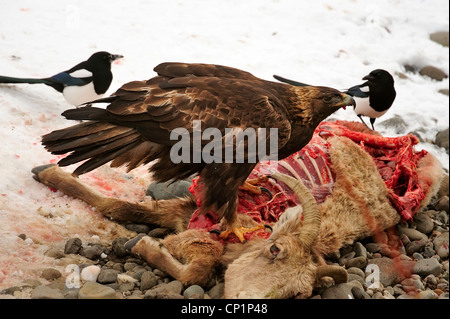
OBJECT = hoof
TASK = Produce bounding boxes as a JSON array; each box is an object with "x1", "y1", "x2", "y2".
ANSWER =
[
  {"x1": 124, "y1": 233, "x2": 147, "y2": 252},
  {"x1": 31, "y1": 164, "x2": 56, "y2": 182}
]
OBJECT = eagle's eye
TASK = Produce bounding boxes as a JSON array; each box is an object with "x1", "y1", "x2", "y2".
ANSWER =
[{"x1": 323, "y1": 96, "x2": 333, "y2": 103}]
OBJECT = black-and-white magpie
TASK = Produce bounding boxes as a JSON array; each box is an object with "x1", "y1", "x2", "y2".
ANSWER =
[
  {"x1": 273, "y1": 69, "x2": 396, "y2": 130},
  {"x1": 0, "y1": 51, "x2": 123, "y2": 106}
]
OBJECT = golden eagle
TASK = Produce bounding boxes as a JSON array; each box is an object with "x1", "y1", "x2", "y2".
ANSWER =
[{"x1": 42, "y1": 62, "x2": 355, "y2": 241}]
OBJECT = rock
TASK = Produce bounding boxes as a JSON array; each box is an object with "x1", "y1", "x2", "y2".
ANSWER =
[
  {"x1": 424, "y1": 274, "x2": 438, "y2": 288},
  {"x1": 140, "y1": 271, "x2": 158, "y2": 291},
  {"x1": 397, "y1": 226, "x2": 428, "y2": 242},
  {"x1": 406, "y1": 239, "x2": 427, "y2": 255},
  {"x1": 353, "y1": 242, "x2": 367, "y2": 258},
  {"x1": 144, "y1": 280, "x2": 184, "y2": 299},
  {"x1": 419, "y1": 66, "x2": 448, "y2": 81},
  {"x1": 435, "y1": 196, "x2": 449, "y2": 213},
  {"x1": 416, "y1": 290, "x2": 439, "y2": 299},
  {"x1": 347, "y1": 267, "x2": 365, "y2": 279},
  {"x1": 64, "y1": 288, "x2": 80, "y2": 299},
  {"x1": 78, "y1": 282, "x2": 117, "y2": 299},
  {"x1": 81, "y1": 244, "x2": 105, "y2": 260},
  {"x1": 366, "y1": 257, "x2": 412, "y2": 287},
  {"x1": 80, "y1": 265, "x2": 101, "y2": 282},
  {"x1": 430, "y1": 31, "x2": 449, "y2": 47},
  {"x1": 146, "y1": 180, "x2": 193, "y2": 200},
  {"x1": 207, "y1": 283, "x2": 224, "y2": 299},
  {"x1": 379, "y1": 115, "x2": 407, "y2": 134},
  {"x1": 31, "y1": 285, "x2": 64, "y2": 299},
  {"x1": 41, "y1": 268, "x2": 61, "y2": 281},
  {"x1": 435, "y1": 129, "x2": 449, "y2": 153},
  {"x1": 433, "y1": 232, "x2": 449, "y2": 259},
  {"x1": 119, "y1": 282, "x2": 135, "y2": 292},
  {"x1": 437, "y1": 175, "x2": 449, "y2": 198},
  {"x1": 124, "y1": 262, "x2": 139, "y2": 272},
  {"x1": 22, "y1": 279, "x2": 42, "y2": 288},
  {"x1": 64, "y1": 238, "x2": 82, "y2": 254},
  {"x1": 413, "y1": 212, "x2": 434, "y2": 234},
  {"x1": 438, "y1": 89, "x2": 449, "y2": 96},
  {"x1": 413, "y1": 258, "x2": 443, "y2": 277},
  {"x1": 183, "y1": 285, "x2": 205, "y2": 299},
  {"x1": 366, "y1": 242, "x2": 385, "y2": 253},
  {"x1": 345, "y1": 256, "x2": 367, "y2": 269},
  {"x1": 1, "y1": 286, "x2": 23, "y2": 296},
  {"x1": 435, "y1": 211, "x2": 449, "y2": 225},
  {"x1": 321, "y1": 281, "x2": 363, "y2": 299},
  {"x1": 125, "y1": 223, "x2": 151, "y2": 234},
  {"x1": 44, "y1": 247, "x2": 65, "y2": 259},
  {"x1": 112, "y1": 237, "x2": 130, "y2": 258},
  {"x1": 97, "y1": 269, "x2": 119, "y2": 284},
  {"x1": 422, "y1": 244, "x2": 436, "y2": 258},
  {"x1": 338, "y1": 251, "x2": 355, "y2": 266},
  {"x1": 348, "y1": 274, "x2": 365, "y2": 286}
]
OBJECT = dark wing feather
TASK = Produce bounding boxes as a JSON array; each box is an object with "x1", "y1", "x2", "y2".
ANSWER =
[{"x1": 43, "y1": 63, "x2": 292, "y2": 181}]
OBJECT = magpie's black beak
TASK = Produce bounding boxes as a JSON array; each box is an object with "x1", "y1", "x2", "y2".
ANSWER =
[
  {"x1": 110, "y1": 54, "x2": 124, "y2": 62},
  {"x1": 362, "y1": 74, "x2": 373, "y2": 81}
]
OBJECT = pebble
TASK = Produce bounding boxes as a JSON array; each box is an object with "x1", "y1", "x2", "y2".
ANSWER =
[
  {"x1": 97, "y1": 269, "x2": 119, "y2": 284},
  {"x1": 207, "y1": 283, "x2": 224, "y2": 299},
  {"x1": 397, "y1": 226, "x2": 428, "y2": 242},
  {"x1": 434, "y1": 232, "x2": 449, "y2": 259},
  {"x1": 345, "y1": 256, "x2": 367, "y2": 269},
  {"x1": 80, "y1": 265, "x2": 101, "y2": 282},
  {"x1": 430, "y1": 31, "x2": 449, "y2": 47},
  {"x1": 125, "y1": 223, "x2": 151, "y2": 234},
  {"x1": 31, "y1": 285, "x2": 64, "y2": 299},
  {"x1": 183, "y1": 285, "x2": 205, "y2": 299},
  {"x1": 416, "y1": 290, "x2": 439, "y2": 299},
  {"x1": 413, "y1": 258, "x2": 443, "y2": 277},
  {"x1": 413, "y1": 212, "x2": 434, "y2": 234},
  {"x1": 140, "y1": 271, "x2": 158, "y2": 291},
  {"x1": 406, "y1": 239, "x2": 427, "y2": 255},
  {"x1": 144, "y1": 280, "x2": 184, "y2": 299},
  {"x1": 353, "y1": 242, "x2": 367, "y2": 258},
  {"x1": 81, "y1": 244, "x2": 105, "y2": 260},
  {"x1": 146, "y1": 180, "x2": 193, "y2": 200},
  {"x1": 435, "y1": 196, "x2": 449, "y2": 213},
  {"x1": 78, "y1": 282, "x2": 117, "y2": 299},
  {"x1": 64, "y1": 237, "x2": 82, "y2": 254},
  {"x1": 112, "y1": 237, "x2": 130, "y2": 258},
  {"x1": 419, "y1": 65, "x2": 448, "y2": 81},
  {"x1": 41, "y1": 268, "x2": 61, "y2": 281},
  {"x1": 367, "y1": 257, "x2": 413, "y2": 287},
  {"x1": 44, "y1": 247, "x2": 65, "y2": 259},
  {"x1": 435, "y1": 131, "x2": 449, "y2": 154}
]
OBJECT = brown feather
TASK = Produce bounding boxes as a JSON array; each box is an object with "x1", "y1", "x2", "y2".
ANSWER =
[{"x1": 41, "y1": 62, "x2": 354, "y2": 225}]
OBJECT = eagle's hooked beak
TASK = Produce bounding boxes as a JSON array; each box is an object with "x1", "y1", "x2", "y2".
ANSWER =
[{"x1": 337, "y1": 93, "x2": 356, "y2": 110}]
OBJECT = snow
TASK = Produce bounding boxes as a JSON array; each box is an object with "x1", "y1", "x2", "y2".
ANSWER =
[{"x1": 0, "y1": 0, "x2": 448, "y2": 290}]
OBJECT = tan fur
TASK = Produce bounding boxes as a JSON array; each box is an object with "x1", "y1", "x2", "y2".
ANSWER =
[{"x1": 34, "y1": 134, "x2": 442, "y2": 299}]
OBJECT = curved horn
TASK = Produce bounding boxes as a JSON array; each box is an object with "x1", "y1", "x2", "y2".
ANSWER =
[
  {"x1": 315, "y1": 265, "x2": 348, "y2": 284},
  {"x1": 270, "y1": 172, "x2": 320, "y2": 248}
]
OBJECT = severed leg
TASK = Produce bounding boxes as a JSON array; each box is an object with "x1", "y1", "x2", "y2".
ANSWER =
[{"x1": 32, "y1": 164, "x2": 195, "y2": 233}]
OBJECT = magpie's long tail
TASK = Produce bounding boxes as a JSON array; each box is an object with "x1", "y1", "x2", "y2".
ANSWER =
[
  {"x1": 272, "y1": 75, "x2": 310, "y2": 87},
  {"x1": 41, "y1": 107, "x2": 148, "y2": 176},
  {"x1": 0, "y1": 75, "x2": 54, "y2": 85}
]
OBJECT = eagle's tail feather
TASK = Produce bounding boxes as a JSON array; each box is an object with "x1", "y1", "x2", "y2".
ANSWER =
[{"x1": 42, "y1": 107, "x2": 165, "y2": 176}]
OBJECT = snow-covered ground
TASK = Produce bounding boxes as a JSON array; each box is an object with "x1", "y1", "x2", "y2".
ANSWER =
[{"x1": 0, "y1": 0, "x2": 448, "y2": 290}]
